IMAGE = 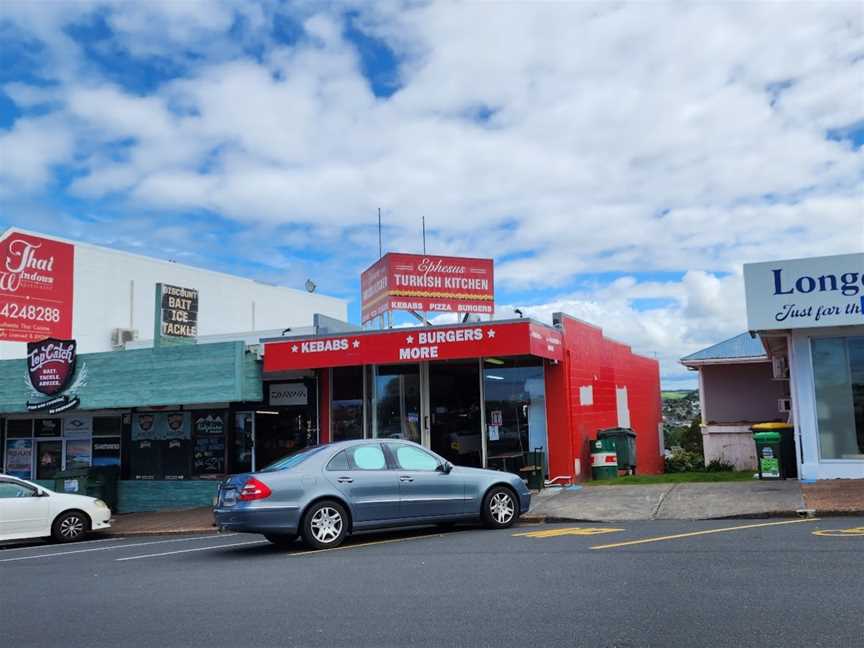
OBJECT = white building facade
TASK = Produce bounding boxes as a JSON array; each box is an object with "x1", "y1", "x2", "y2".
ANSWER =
[
  {"x1": 744, "y1": 253, "x2": 864, "y2": 480},
  {"x1": 0, "y1": 228, "x2": 347, "y2": 359}
]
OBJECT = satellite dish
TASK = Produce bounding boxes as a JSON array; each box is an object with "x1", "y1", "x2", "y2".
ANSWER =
[{"x1": 305, "y1": 279, "x2": 317, "y2": 293}]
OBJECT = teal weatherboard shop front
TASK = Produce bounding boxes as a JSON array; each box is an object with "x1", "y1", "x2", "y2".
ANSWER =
[{"x1": 0, "y1": 341, "x2": 263, "y2": 512}]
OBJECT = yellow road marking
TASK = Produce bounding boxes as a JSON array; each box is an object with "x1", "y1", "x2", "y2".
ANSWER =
[
  {"x1": 591, "y1": 518, "x2": 820, "y2": 550},
  {"x1": 289, "y1": 532, "x2": 444, "y2": 556},
  {"x1": 813, "y1": 526, "x2": 864, "y2": 537},
  {"x1": 514, "y1": 527, "x2": 624, "y2": 538}
]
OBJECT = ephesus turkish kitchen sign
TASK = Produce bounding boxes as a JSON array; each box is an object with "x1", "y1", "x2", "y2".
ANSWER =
[
  {"x1": 0, "y1": 231, "x2": 75, "y2": 342},
  {"x1": 361, "y1": 253, "x2": 494, "y2": 323},
  {"x1": 158, "y1": 284, "x2": 199, "y2": 338}
]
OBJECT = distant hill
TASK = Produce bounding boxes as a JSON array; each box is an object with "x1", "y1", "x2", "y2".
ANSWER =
[
  {"x1": 662, "y1": 390, "x2": 700, "y2": 443},
  {"x1": 662, "y1": 390, "x2": 697, "y2": 401}
]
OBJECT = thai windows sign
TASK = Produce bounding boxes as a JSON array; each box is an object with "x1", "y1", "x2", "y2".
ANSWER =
[
  {"x1": 744, "y1": 253, "x2": 864, "y2": 330},
  {"x1": 0, "y1": 231, "x2": 75, "y2": 342},
  {"x1": 361, "y1": 253, "x2": 494, "y2": 323}
]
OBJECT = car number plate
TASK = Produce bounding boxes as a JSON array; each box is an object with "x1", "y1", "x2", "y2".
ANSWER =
[{"x1": 222, "y1": 488, "x2": 237, "y2": 507}]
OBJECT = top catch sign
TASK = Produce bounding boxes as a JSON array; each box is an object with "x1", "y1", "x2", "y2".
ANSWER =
[
  {"x1": 744, "y1": 252, "x2": 864, "y2": 330},
  {"x1": 361, "y1": 253, "x2": 494, "y2": 323},
  {"x1": 0, "y1": 231, "x2": 75, "y2": 342}
]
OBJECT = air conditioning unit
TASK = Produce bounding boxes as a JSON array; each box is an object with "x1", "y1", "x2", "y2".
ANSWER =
[
  {"x1": 778, "y1": 398, "x2": 792, "y2": 413},
  {"x1": 111, "y1": 328, "x2": 139, "y2": 348},
  {"x1": 772, "y1": 356, "x2": 789, "y2": 380}
]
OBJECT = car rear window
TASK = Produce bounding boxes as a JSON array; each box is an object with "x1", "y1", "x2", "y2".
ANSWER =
[
  {"x1": 326, "y1": 451, "x2": 349, "y2": 471},
  {"x1": 259, "y1": 446, "x2": 327, "y2": 472}
]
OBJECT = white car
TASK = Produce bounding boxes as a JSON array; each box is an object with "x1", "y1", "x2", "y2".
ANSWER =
[{"x1": 0, "y1": 474, "x2": 112, "y2": 543}]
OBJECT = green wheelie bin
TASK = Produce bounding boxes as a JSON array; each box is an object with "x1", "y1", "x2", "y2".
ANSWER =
[
  {"x1": 590, "y1": 437, "x2": 619, "y2": 480},
  {"x1": 753, "y1": 430, "x2": 783, "y2": 479},
  {"x1": 598, "y1": 428, "x2": 637, "y2": 475},
  {"x1": 53, "y1": 468, "x2": 90, "y2": 496}
]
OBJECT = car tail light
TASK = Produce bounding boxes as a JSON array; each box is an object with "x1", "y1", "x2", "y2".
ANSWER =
[{"x1": 238, "y1": 477, "x2": 272, "y2": 501}]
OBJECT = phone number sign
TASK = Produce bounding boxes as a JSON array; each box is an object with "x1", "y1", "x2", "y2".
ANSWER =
[{"x1": 0, "y1": 231, "x2": 74, "y2": 342}]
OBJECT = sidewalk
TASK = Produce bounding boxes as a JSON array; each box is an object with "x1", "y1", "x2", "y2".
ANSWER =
[
  {"x1": 107, "y1": 507, "x2": 216, "y2": 536},
  {"x1": 526, "y1": 480, "x2": 808, "y2": 522},
  {"x1": 102, "y1": 480, "x2": 864, "y2": 534},
  {"x1": 802, "y1": 480, "x2": 864, "y2": 515}
]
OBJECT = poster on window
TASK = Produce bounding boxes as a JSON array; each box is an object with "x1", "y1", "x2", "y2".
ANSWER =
[
  {"x1": 63, "y1": 416, "x2": 93, "y2": 437},
  {"x1": 92, "y1": 440, "x2": 121, "y2": 467},
  {"x1": 132, "y1": 412, "x2": 191, "y2": 440},
  {"x1": 5, "y1": 439, "x2": 33, "y2": 478},
  {"x1": 65, "y1": 439, "x2": 92, "y2": 469},
  {"x1": 35, "y1": 418, "x2": 61, "y2": 437}
]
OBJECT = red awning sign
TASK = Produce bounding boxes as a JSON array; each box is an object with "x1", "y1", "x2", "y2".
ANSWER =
[{"x1": 264, "y1": 321, "x2": 563, "y2": 372}]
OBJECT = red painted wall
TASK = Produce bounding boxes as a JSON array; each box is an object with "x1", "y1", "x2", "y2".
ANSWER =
[{"x1": 545, "y1": 314, "x2": 664, "y2": 480}]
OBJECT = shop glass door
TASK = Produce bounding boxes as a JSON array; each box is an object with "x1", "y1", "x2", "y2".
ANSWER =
[
  {"x1": 35, "y1": 440, "x2": 63, "y2": 479},
  {"x1": 372, "y1": 365, "x2": 421, "y2": 443},
  {"x1": 483, "y1": 357, "x2": 548, "y2": 476},
  {"x1": 428, "y1": 360, "x2": 483, "y2": 468}
]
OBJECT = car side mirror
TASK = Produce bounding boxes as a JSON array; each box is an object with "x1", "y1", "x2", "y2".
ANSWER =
[
  {"x1": 35, "y1": 489, "x2": 48, "y2": 497},
  {"x1": 437, "y1": 461, "x2": 452, "y2": 474}
]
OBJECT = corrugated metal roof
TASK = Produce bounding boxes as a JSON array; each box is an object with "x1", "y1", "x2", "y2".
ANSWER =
[{"x1": 681, "y1": 332, "x2": 766, "y2": 363}]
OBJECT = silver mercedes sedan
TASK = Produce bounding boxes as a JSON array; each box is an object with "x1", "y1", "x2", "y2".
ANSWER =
[{"x1": 213, "y1": 439, "x2": 531, "y2": 549}]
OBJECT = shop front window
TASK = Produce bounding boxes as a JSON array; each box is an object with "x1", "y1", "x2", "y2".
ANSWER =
[
  {"x1": 812, "y1": 336, "x2": 864, "y2": 461},
  {"x1": 332, "y1": 366, "x2": 364, "y2": 442},
  {"x1": 484, "y1": 357, "x2": 548, "y2": 475},
  {"x1": 129, "y1": 412, "x2": 192, "y2": 480}
]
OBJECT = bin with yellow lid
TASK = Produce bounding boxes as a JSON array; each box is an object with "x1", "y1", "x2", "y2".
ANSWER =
[{"x1": 751, "y1": 422, "x2": 797, "y2": 479}]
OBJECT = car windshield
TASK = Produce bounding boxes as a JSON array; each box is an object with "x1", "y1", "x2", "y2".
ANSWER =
[{"x1": 259, "y1": 446, "x2": 328, "y2": 472}]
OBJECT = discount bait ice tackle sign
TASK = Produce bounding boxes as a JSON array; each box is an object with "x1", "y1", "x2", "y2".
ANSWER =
[
  {"x1": 26, "y1": 338, "x2": 87, "y2": 414},
  {"x1": 0, "y1": 231, "x2": 75, "y2": 342},
  {"x1": 744, "y1": 253, "x2": 864, "y2": 331},
  {"x1": 361, "y1": 253, "x2": 494, "y2": 323},
  {"x1": 158, "y1": 283, "x2": 199, "y2": 338}
]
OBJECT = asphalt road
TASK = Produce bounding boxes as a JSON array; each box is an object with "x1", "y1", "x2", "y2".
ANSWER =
[{"x1": 1, "y1": 517, "x2": 862, "y2": 648}]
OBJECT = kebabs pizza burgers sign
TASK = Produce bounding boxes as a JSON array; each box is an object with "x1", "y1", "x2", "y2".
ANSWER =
[
  {"x1": 26, "y1": 338, "x2": 87, "y2": 414},
  {"x1": 361, "y1": 253, "x2": 494, "y2": 323}
]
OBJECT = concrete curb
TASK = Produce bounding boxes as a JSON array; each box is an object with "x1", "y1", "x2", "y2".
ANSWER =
[
  {"x1": 522, "y1": 510, "x2": 864, "y2": 524},
  {"x1": 104, "y1": 527, "x2": 219, "y2": 537}
]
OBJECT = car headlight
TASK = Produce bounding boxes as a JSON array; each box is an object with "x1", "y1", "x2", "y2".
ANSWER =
[{"x1": 94, "y1": 499, "x2": 109, "y2": 509}]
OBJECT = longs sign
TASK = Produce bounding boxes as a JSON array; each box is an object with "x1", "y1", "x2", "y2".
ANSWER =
[
  {"x1": 0, "y1": 231, "x2": 74, "y2": 342},
  {"x1": 264, "y1": 321, "x2": 563, "y2": 372},
  {"x1": 361, "y1": 253, "x2": 494, "y2": 323},
  {"x1": 744, "y1": 253, "x2": 864, "y2": 330}
]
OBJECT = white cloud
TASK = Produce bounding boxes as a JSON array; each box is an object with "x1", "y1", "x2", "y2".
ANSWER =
[{"x1": 1, "y1": 1, "x2": 862, "y2": 386}]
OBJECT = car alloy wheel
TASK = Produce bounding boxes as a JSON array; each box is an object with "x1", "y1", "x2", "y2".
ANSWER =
[
  {"x1": 310, "y1": 506, "x2": 343, "y2": 545},
  {"x1": 489, "y1": 492, "x2": 515, "y2": 525},
  {"x1": 52, "y1": 512, "x2": 88, "y2": 542}
]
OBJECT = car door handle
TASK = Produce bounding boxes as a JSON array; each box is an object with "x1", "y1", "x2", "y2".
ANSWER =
[
  {"x1": 337, "y1": 476, "x2": 353, "y2": 484},
  {"x1": 399, "y1": 476, "x2": 414, "y2": 483}
]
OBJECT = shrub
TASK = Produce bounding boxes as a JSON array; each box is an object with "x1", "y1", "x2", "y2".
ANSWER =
[
  {"x1": 705, "y1": 458, "x2": 735, "y2": 472},
  {"x1": 664, "y1": 449, "x2": 705, "y2": 473}
]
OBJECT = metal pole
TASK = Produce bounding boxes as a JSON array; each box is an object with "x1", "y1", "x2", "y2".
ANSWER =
[
  {"x1": 378, "y1": 207, "x2": 382, "y2": 259},
  {"x1": 422, "y1": 216, "x2": 426, "y2": 254}
]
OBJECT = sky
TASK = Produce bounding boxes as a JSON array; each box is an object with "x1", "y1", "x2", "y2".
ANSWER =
[{"x1": 0, "y1": 1, "x2": 862, "y2": 389}]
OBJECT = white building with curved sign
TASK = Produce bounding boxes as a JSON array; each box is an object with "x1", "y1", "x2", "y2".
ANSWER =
[{"x1": 744, "y1": 252, "x2": 864, "y2": 480}]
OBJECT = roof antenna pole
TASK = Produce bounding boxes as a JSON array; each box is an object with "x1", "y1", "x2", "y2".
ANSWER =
[
  {"x1": 378, "y1": 207, "x2": 383, "y2": 259},
  {"x1": 422, "y1": 216, "x2": 426, "y2": 254}
]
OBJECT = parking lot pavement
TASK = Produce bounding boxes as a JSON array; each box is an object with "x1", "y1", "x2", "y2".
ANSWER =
[{"x1": 2, "y1": 518, "x2": 862, "y2": 648}]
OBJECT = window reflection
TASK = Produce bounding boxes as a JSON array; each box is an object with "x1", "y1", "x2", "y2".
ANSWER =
[
  {"x1": 813, "y1": 336, "x2": 864, "y2": 460},
  {"x1": 332, "y1": 366, "x2": 364, "y2": 442},
  {"x1": 484, "y1": 357, "x2": 548, "y2": 476},
  {"x1": 374, "y1": 365, "x2": 421, "y2": 443}
]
